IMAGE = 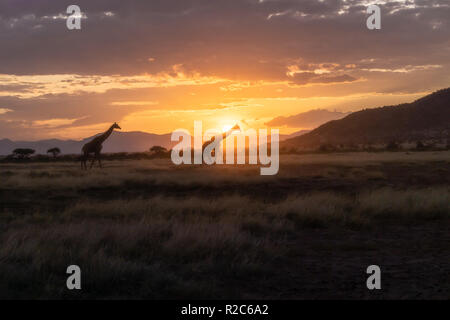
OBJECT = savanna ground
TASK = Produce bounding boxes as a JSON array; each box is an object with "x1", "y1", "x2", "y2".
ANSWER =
[{"x1": 0, "y1": 151, "x2": 449, "y2": 299}]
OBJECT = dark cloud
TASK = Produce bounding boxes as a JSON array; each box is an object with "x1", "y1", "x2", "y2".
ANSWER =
[
  {"x1": 0, "y1": 83, "x2": 35, "y2": 93},
  {"x1": 0, "y1": 0, "x2": 448, "y2": 77},
  {"x1": 289, "y1": 72, "x2": 357, "y2": 85}
]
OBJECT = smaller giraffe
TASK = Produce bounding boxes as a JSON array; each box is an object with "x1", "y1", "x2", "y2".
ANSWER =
[
  {"x1": 81, "y1": 122, "x2": 121, "y2": 169},
  {"x1": 202, "y1": 124, "x2": 240, "y2": 157}
]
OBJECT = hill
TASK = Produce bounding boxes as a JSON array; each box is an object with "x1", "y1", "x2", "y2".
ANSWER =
[
  {"x1": 266, "y1": 109, "x2": 349, "y2": 128},
  {"x1": 282, "y1": 88, "x2": 450, "y2": 150},
  {"x1": 279, "y1": 129, "x2": 310, "y2": 140}
]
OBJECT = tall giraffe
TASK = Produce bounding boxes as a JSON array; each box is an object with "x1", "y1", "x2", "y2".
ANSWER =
[
  {"x1": 81, "y1": 122, "x2": 121, "y2": 169},
  {"x1": 202, "y1": 124, "x2": 240, "y2": 160}
]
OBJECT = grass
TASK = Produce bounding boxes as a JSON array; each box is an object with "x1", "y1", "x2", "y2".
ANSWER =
[{"x1": 0, "y1": 152, "x2": 449, "y2": 299}]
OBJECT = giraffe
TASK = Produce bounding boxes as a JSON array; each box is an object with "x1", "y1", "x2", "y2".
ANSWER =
[
  {"x1": 202, "y1": 124, "x2": 240, "y2": 159},
  {"x1": 81, "y1": 122, "x2": 121, "y2": 169}
]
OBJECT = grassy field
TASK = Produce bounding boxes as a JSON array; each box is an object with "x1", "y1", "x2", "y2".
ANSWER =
[{"x1": 0, "y1": 151, "x2": 449, "y2": 299}]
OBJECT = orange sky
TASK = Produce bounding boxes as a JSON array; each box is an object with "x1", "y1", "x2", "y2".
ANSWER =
[{"x1": 0, "y1": 1, "x2": 449, "y2": 140}]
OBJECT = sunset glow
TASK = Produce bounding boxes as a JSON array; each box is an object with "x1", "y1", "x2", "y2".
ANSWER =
[
  {"x1": 0, "y1": 1, "x2": 448, "y2": 141},
  {"x1": 222, "y1": 124, "x2": 234, "y2": 133}
]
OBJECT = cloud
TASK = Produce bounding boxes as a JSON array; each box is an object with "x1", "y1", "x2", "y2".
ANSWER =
[
  {"x1": 32, "y1": 117, "x2": 84, "y2": 128},
  {"x1": 288, "y1": 72, "x2": 358, "y2": 85},
  {"x1": 110, "y1": 101, "x2": 159, "y2": 106},
  {"x1": 360, "y1": 64, "x2": 442, "y2": 73},
  {"x1": 0, "y1": 67, "x2": 227, "y2": 98},
  {"x1": 0, "y1": 108, "x2": 12, "y2": 114}
]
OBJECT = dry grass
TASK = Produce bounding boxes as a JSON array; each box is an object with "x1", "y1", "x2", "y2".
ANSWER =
[
  {"x1": 0, "y1": 151, "x2": 449, "y2": 299},
  {"x1": 359, "y1": 188, "x2": 450, "y2": 219},
  {"x1": 1, "y1": 151, "x2": 448, "y2": 190},
  {"x1": 1, "y1": 188, "x2": 448, "y2": 299},
  {"x1": 59, "y1": 188, "x2": 450, "y2": 225},
  {"x1": 280, "y1": 151, "x2": 450, "y2": 165}
]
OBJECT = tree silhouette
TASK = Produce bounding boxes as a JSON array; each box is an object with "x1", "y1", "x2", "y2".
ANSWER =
[
  {"x1": 12, "y1": 148, "x2": 35, "y2": 159},
  {"x1": 416, "y1": 141, "x2": 425, "y2": 151},
  {"x1": 150, "y1": 146, "x2": 167, "y2": 154},
  {"x1": 386, "y1": 141, "x2": 399, "y2": 151},
  {"x1": 47, "y1": 147, "x2": 61, "y2": 158}
]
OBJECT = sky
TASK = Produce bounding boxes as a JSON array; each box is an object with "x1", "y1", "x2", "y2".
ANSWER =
[{"x1": 0, "y1": 0, "x2": 449, "y2": 140}]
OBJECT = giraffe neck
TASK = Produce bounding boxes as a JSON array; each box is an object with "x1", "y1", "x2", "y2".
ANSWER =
[
  {"x1": 222, "y1": 128, "x2": 236, "y2": 140},
  {"x1": 203, "y1": 128, "x2": 237, "y2": 149},
  {"x1": 98, "y1": 125, "x2": 115, "y2": 144}
]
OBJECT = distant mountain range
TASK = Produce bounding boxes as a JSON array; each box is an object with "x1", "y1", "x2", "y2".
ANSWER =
[
  {"x1": 282, "y1": 88, "x2": 450, "y2": 150},
  {"x1": 0, "y1": 131, "x2": 174, "y2": 156},
  {"x1": 0, "y1": 129, "x2": 310, "y2": 155}
]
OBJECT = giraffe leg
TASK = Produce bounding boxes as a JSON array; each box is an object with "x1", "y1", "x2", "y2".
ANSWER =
[
  {"x1": 92, "y1": 152, "x2": 102, "y2": 168},
  {"x1": 81, "y1": 151, "x2": 90, "y2": 170},
  {"x1": 98, "y1": 154, "x2": 102, "y2": 168},
  {"x1": 81, "y1": 155, "x2": 86, "y2": 170},
  {"x1": 89, "y1": 156, "x2": 96, "y2": 169}
]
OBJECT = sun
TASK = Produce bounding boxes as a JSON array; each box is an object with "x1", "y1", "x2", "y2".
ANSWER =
[{"x1": 222, "y1": 124, "x2": 233, "y2": 132}]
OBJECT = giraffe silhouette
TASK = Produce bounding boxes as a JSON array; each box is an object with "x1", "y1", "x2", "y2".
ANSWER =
[
  {"x1": 202, "y1": 124, "x2": 240, "y2": 159},
  {"x1": 81, "y1": 122, "x2": 121, "y2": 169}
]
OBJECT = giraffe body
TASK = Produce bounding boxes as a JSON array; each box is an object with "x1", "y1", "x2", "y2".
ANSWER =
[{"x1": 81, "y1": 122, "x2": 121, "y2": 169}]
